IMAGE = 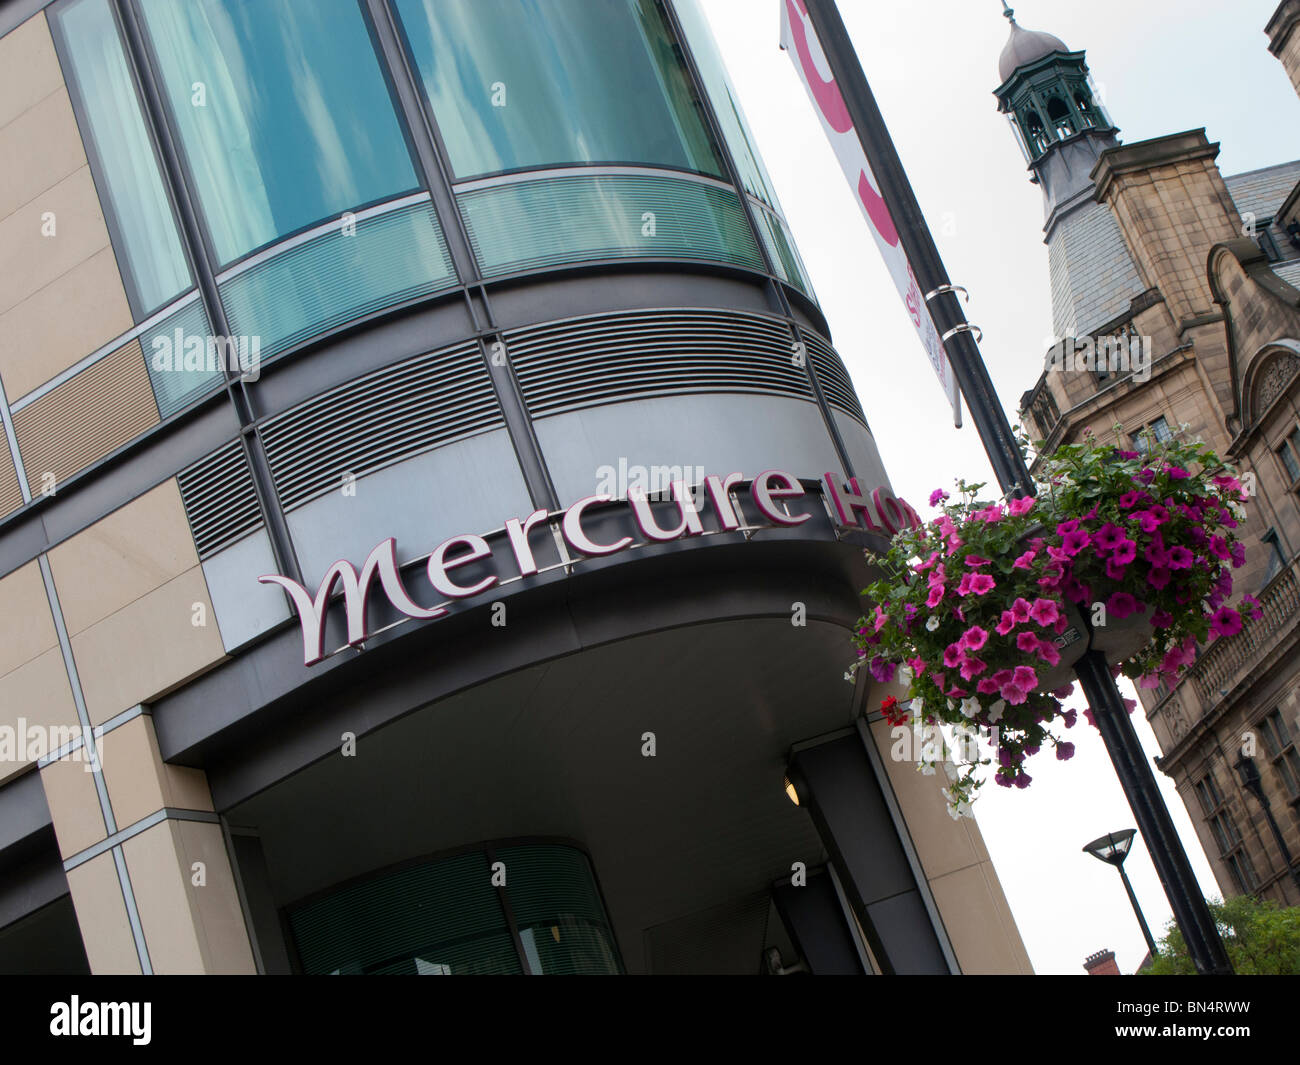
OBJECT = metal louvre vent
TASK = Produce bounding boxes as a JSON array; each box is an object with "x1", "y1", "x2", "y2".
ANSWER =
[
  {"x1": 260, "y1": 340, "x2": 501, "y2": 511},
  {"x1": 803, "y1": 331, "x2": 867, "y2": 425},
  {"x1": 504, "y1": 309, "x2": 815, "y2": 418},
  {"x1": 177, "y1": 441, "x2": 263, "y2": 560}
]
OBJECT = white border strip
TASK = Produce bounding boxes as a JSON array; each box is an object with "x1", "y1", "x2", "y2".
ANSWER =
[
  {"x1": 214, "y1": 191, "x2": 432, "y2": 283},
  {"x1": 451, "y1": 164, "x2": 738, "y2": 195},
  {"x1": 10, "y1": 290, "x2": 202, "y2": 414}
]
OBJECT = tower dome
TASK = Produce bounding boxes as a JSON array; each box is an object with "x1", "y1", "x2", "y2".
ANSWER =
[{"x1": 998, "y1": 5, "x2": 1069, "y2": 83}]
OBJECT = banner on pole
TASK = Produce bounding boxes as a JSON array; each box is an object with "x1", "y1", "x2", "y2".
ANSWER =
[{"x1": 780, "y1": 0, "x2": 962, "y2": 426}]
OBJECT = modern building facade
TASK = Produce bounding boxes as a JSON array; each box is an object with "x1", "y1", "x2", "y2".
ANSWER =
[
  {"x1": 0, "y1": 0, "x2": 1031, "y2": 974},
  {"x1": 1008, "y1": 3, "x2": 1300, "y2": 907}
]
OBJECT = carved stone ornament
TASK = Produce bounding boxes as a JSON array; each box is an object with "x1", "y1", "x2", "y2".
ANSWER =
[{"x1": 1253, "y1": 351, "x2": 1300, "y2": 421}]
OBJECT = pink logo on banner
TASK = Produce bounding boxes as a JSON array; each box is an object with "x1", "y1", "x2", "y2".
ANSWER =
[{"x1": 780, "y1": 0, "x2": 961, "y2": 424}]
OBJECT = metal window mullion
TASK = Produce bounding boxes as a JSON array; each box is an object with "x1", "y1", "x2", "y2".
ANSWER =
[
  {"x1": 365, "y1": 0, "x2": 480, "y2": 286},
  {"x1": 659, "y1": 0, "x2": 859, "y2": 483},
  {"x1": 114, "y1": 0, "x2": 303, "y2": 587}
]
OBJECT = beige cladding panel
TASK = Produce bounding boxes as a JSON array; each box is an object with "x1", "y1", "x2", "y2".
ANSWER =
[
  {"x1": 0, "y1": 86, "x2": 86, "y2": 219},
  {"x1": 70, "y1": 566, "x2": 225, "y2": 725},
  {"x1": 174, "y1": 819, "x2": 257, "y2": 973},
  {"x1": 0, "y1": 14, "x2": 136, "y2": 398},
  {"x1": 121, "y1": 819, "x2": 256, "y2": 974},
  {"x1": 64, "y1": 850, "x2": 142, "y2": 975},
  {"x1": 40, "y1": 755, "x2": 107, "y2": 859},
  {"x1": 0, "y1": 167, "x2": 113, "y2": 316},
  {"x1": 0, "y1": 649, "x2": 79, "y2": 784},
  {"x1": 100, "y1": 714, "x2": 213, "y2": 830},
  {"x1": 48, "y1": 478, "x2": 199, "y2": 636},
  {"x1": 0, "y1": 246, "x2": 133, "y2": 400},
  {"x1": 0, "y1": 14, "x2": 64, "y2": 129},
  {"x1": 12, "y1": 339, "x2": 160, "y2": 489},
  {"x1": 928, "y1": 862, "x2": 1035, "y2": 975},
  {"x1": 867, "y1": 716, "x2": 989, "y2": 880},
  {"x1": 0, "y1": 560, "x2": 57, "y2": 674},
  {"x1": 865, "y1": 712, "x2": 1033, "y2": 974},
  {"x1": 120, "y1": 821, "x2": 207, "y2": 973}
]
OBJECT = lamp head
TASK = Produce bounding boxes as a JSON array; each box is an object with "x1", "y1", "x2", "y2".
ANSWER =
[{"x1": 1083, "y1": 828, "x2": 1137, "y2": 866}]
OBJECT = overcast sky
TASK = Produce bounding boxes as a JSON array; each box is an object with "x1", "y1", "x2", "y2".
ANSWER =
[{"x1": 700, "y1": 0, "x2": 1300, "y2": 975}]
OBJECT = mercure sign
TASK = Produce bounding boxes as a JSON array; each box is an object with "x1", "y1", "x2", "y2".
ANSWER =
[{"x1": 261, "y1": 470, "x2": 919, "y2": 667}]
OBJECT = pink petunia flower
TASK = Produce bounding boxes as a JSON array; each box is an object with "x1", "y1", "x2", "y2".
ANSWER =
[
  {"x1": 1008, "y1": 496, "x2": 1035, "y2": 517},
  {"x1": 1209, "y1": 606, "x2": 1242, "y2": 637},
  {"x1": 957, "y1": 573, "x2": 996, "y2": 596},
  {"x1": 959, "y1": 625, "x2": 989, "y2": 651},
  {"x1": 1061, "y1": 529, "x2": 1092, "y2": 556},
  {"x1": 1112, "y1": 539, "x2": 1137, "y2": 565},
  {"x1": 1012, "y1": 665, "x2": 1039, "y2": 690},
  {"x1": 1012, "y1": 549, "x2": 1038, "y2": 570},
  {"x1": 1107, "y1": 591, "x2": 1139, "y2": 619},
  {"x1": 1029, "y1": 598, "x2": 1060, "y2": 626},
  {"x1": 1093, "y1": 524, "x2": 1126, "y2": 553}
]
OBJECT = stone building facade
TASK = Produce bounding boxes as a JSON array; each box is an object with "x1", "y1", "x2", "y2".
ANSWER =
[{"x1": 1005, "y1": 4, "x2": 1300, "y2": 906}]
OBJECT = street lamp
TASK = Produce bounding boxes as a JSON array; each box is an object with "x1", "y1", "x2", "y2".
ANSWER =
[
  {"x1": 1084, "y1": 829, "x2": 1159, "y2": 958},
  {"x1": 1233, "y1": 751, "x2": 1300, "y2": 896}
]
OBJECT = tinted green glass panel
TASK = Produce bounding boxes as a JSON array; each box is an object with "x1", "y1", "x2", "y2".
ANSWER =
[
  {"x1": 288, "y1": 853, "x2": 521, "y2": 975},
  {"x1": 458, "y1": 173, "x2": 762, "y2": 277},
  {"x1": 395, "y1": 0, "x2": 722, "y2": 179},
  {"x1": 753, "y1": 204, "x2": 813, "y2": 297},
  {"x1": 138, "y1": 0, "x2": 420, "y2": 265},
  {"x1": 140, "y1": 297, "x2": 224, "y2": 417},
  {"x1": 219, "y1": 200, "x2": 455, "y2": 362},
  {"x1": 669, "y1": 0, "x2": 779, "y2": 210},
  {"x1": 286, "y1": 845, "x2": 619, "y2": 975},
  {"x1": 497, "y1": 845, "x2": 621, "y2": 975},
  {"x1": 50, "y1": 0, "x2": 191, "y2": 316}
]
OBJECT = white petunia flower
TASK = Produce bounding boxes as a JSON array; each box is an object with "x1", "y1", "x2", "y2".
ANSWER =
[
  {"x1": 926, "y1": 615, "x2": 940, "y2": 632},
  {"x1": 987, "y1": 699, "x2": 1006, "y2": 724},
  {"x1": 960, "y1": 697, "x2": 981, "y2": 719}
]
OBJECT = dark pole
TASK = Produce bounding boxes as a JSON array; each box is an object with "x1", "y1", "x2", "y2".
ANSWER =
[
  {"x1": 1236, "y1": 754, "x2": 1300, "y2": 897},
  {"x1": 1259, "y1": 803, "x2": 1300, "y2": 897},
  {"x1": 800, "y1": 0, "x2": 1233, "y2": 975},
  {"x1": 1117, "y1": 862, "x2": 1159, "y2": 958}
]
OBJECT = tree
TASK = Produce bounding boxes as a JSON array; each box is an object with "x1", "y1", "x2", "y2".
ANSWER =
[{"x1": 1142, "y1": 895, "x2": 1300, "y2": 975}]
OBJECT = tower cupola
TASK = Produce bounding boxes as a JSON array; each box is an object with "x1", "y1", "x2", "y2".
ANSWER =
[{"x1": 994, "y1": 3, "x2": 1115, "y2": 167}]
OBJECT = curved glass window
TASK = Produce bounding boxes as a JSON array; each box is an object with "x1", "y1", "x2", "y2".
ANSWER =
[
  {"x1": 669, "y1": 0, "x2": 778, "y2": 210},
  {"x1": 49, "y1": 0, "x2": 192, "y2": 317},
  {"x1": 287, "y1": 844, "x2": 621, "y2": 975},
  {"x1": 137, "y1": 0, "x2": 421, "y2": 265},
  {"x1": 394, "y1": 0, "x2": 723, "y2": 180}
]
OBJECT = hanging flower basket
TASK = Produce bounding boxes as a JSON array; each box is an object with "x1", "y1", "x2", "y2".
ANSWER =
[{"x1": 849, "y1": 428, "x2": 1260, "y2": 817}]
